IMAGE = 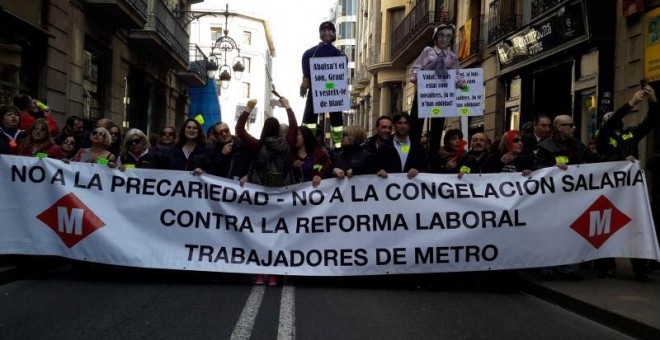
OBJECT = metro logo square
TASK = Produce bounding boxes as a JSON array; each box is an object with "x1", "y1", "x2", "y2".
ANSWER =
[
  {"x1": 36, "y1": 193, "x2": 105, "y2": 248},
  {"x1": 570, "y1": 195, "x2": 631, "y2": 249}
]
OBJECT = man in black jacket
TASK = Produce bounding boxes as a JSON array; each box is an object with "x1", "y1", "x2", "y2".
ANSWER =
[
  {"x1": 374, "y1": 112, "x2": 427, "y2": 179},
  {"x1": 193, "y1": 122, "x2": 252, "y2": 181},
  {"x1": 535, "y1": 114, "x2": 601, "y2": 281},
  {"x1": 595, "y1": 86, "x2": 657, "y2": 281}
]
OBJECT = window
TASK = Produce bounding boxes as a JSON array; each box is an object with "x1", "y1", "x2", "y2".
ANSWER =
[
  {"x1": 211, "y1": 27, "x2": 223, "y2": 43},
  {"x1": 338, "y1": 22, "x2": 355, "y2": 39},
  {"x1": 243, "y1": 57, "x2": 251, "y2": 73},
  {"x1": 241, "y1": 82, "x2": 251, "y2": 98},
  {"x1": 243, "y1": 31, "x2": 252, "y2": 45},
  {"x1": 83, "y1": 48, "x2": 104, "y2": 120}
]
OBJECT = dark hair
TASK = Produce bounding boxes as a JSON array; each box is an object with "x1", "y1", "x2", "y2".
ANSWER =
[
  {"x1": 392, "y1": 112, "x2": 411, "y2": 125},
  {"x1": 534, "y1": 114, "x2": 551, "y2": 125},
  {"x1": 443, "y1": 129, "x2": 463, "y2": 151},
  {"x1": 65, "y1": 116, "x2": 83, "y2": 129},
  {"x1": 298, "y1": 126, "x2": 318, "y2": 157},
  {"x1": 375, "y1": 115, "x2": 393, "y2": 127},
  {"x1": 176, "y1": 119, "x2": 206, "y2": 146},
  {"x1": 260, "y1": 117, "x2": 281, "y2": 141},
  {"x1": 13, "y1": 94, "x2": 31, "y2": 111}
]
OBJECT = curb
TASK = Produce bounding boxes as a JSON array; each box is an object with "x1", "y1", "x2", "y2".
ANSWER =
[{"x1": 521, "y1": 279, "x2": 660, "y2": 340}]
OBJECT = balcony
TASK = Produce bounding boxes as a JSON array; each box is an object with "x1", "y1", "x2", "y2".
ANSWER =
[
  {"x1": 82, "y1": 0, "x2": 148, "y2": 29},
  {"x1": 457, "y1": 14, "x2": 483, "y2": 63},
  {"x1": 531, "y1": 0, "x2": 565, "y2": 20},
  {"x1": 128, "y1": 0, "x2": 189, "y2": 70},
  {"x1": 174, "y1": 44, "x2": 208, "y2": 87},
  {"x1": 391, "y1": 0, "x2": 448, "y2": 66},
  {"x1": 367, "y1": 44, "x2": 393, "y2": 73},
  {"x1": 487, "y1": 0, "x2": 522, "y2": 44},
  {"x1": 351, "y1": 67, "x2": 369, "y2": 93}
]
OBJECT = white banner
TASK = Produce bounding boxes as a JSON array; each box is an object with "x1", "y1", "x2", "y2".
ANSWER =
[
  {"x1": 0, "y1": 155, "x2": 658, "y2": 276},
  {"x1": 309, "y1": 56, "x2": 350, "y2": 113},
  {"x1": 417, "y1": 68, "x2": 484, "y2": 118}
]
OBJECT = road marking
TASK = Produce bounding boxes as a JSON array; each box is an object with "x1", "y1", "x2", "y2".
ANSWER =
[
  {"x1": 230, "y1": 285, "x2": 266, "y2": 340},
  {"x1": 277, "y1": 284, "x2": 296, "y2": 340}
]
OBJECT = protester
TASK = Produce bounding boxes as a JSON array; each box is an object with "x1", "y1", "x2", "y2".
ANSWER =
[
  {"x1": 0, "y1": 104, "x2": 25, "y2": 155},
  {"x1": 333, "y1": 125, "x2": 372, "y2": 178},
  {"x1": 71, "y1": 127, "x2": 115, "y2": 164},
  {"x1": 193, "y1": 122, "x2": 251, "y2": 180},
  {"x1": 361, "y1": 116, "x2": 393, "y2": 154},
  {"x1": 236, "y1": 97, "x2": 297, "y2": 286},
  {"x1": 16, "y1": 118, "x2": 63, "y2": 159},
  {"x1": 457, "y1": 132, "x2": 500, "y2": 178},
  {"x1": 108, "y1": 124, "x2": 122, "y2": 158},
  {"x1": 374, "y1": 112, "x2": 427, "y2": 179},
  {"x1": 293, "y1": 125, "x2": 331, "y2": 187},
  {"x1": 535, "y1": 114, "x2": 600, "y2": 281},
  {"x1": 14, "y1": 94, "x2": 58, "y2": 135},
  {"x1": 159, "y1": 119, "x2": 206, "y2": 171},
  {"x1": 154, "y1": 125, "x2": 176, "y2": 152},
  {"x1": 522, "y1": 114, "x2": 552, "y2": 156},
  {"x1": 115, "y1": 128, "x2": 158, "y2": 169},
  {"x1": 595, "y1": 86, "x2": 657, "y2": 281},
  {"x1": 429, "y1": 128, "x2": 466, "y2": 173},
  {"x1": 54, "y1": 115, "x2": 88, "y2": 148},
  {"x1": 59, "y1": 136, "x2": 79, "y2": 161},
  {"x1": 498, "y1": 130, "x2": 532, "y2": 175},
  {"x1": 300, "y1": 21, "x2": 345, "y2": 147}
]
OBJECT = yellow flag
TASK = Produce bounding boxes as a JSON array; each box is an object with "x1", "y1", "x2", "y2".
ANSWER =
[{"x1": 194, "y1": 114, "x2": 205, "y2": 125}]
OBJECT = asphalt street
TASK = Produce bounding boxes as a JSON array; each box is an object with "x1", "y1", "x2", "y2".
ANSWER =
[{"x1": 0, "y1": 265, "x2": 634, "y2": 340}]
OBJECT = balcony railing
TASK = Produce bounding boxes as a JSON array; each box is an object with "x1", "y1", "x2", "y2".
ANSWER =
[
  {"x1": 188, "y1": 44, "x2": 208, "y2": 79},
  {"x1": 147, "y1": 0, "x2": 189, "y2": 61},
  {"x1": 368, "y1": 43, "x2": 392, "y2": 66},
  {"x1": 392, "y1": 0, "x2": 448, "y2": 58},
  {"x1": 487, "y1": 0, "x2": 521, "y2": 44},
  {"x1": 457, "y1": 14, "x2": 482, "y2": 61},
  {"x1": 127, "y1": 0, "x2": 148, "y2": 20},
  {"x1": 531, "y1": 0, "x2": 564, "y2": 19}
]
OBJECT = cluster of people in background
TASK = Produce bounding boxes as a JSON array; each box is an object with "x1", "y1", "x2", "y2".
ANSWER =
[{"x1": 1, "y1": 81, "x2": 658, "y2": 288}]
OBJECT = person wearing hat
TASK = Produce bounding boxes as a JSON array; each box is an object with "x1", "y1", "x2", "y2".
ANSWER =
[
  {"x1": 594, "y1": 85, "x2": 657, "y2": 281},
  {"x1": 300, "y1": 21, "x2": 346, "y2": 148},
  {"x1": 409, "y1": 23, "x2": 465, "y2": 167}
]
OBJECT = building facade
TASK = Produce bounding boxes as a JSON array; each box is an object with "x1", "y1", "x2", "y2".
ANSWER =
[
  {"x1": 189, "y1": 1, "x2": 275, "y2": 138},
  {"x1": 0, "y1": 0, "x2": 209, "y2": 134},
  {"x1": 353, "y1": 0, "x2": 660, "y2": 165}
]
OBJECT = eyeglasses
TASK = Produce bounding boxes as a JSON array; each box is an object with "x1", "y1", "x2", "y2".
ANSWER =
[
  {"x1": 558, "y1": 123, "x2": 576, "y2": 128},
  {"x1": 63, "y1": 139, "x2": 76, "y2": 145},
  {"x1": 92, "y1": 130, "x2": 106, "y2": 137},
  {"x1": 128, "y1": 139, "x2": 142, "y2": 146},
  {"x1": 160, "y1": 131, "x2": 175, "y2": 137},
  {"x1": 512, "y1": 138, "x2": 522, "y2": 143},
  {"x1": 109, "y1": 132, "x2": 119, "y2": 136},
  {"x1": 32, "y1": 126, "x2": 45, "y2": 132}
]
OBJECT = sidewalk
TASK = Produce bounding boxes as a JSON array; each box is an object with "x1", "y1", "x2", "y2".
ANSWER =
[{"x1": 522, "y1": 259, "x2": 660, "y2": 340}]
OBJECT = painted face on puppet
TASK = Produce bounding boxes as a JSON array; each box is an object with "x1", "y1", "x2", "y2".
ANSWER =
[{"x1": 435, "y1": 28, "x2": 453, "y2": 50}]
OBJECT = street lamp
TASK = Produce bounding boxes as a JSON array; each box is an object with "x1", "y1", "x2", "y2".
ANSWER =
[
  {"x1": 175, "y1": 4, "x2": 246, "y2": 88},
  {"x1": 207, "y1": 5, "x2": 246, "y2": 89}
]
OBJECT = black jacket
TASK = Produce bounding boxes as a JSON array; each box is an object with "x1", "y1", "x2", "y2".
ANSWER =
[
  {"x1": 193, "y1": 137, "x2": 253, "y2": 180},
  {"x1": 596, "y1": 101, "x2": 659, "y2": 161},
  {"x1": 535, "y1": 135, "x2": 600, "y2": 169},
  {"x1": 373, "y1": 136, "x2": 427, "y2": 174}
]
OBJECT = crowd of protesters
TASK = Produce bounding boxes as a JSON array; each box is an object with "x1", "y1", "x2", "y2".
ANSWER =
[{"x1": 2, "y1": 17, "x2": 659, "y2": 289}]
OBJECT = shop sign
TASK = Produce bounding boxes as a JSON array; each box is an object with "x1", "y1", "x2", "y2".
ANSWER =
[
  {"x1": 644, "y1": 6, "x2": 660, "y2": 82},
  {"x1": 497, "y1": 0, "x2": 586, "y2": 71}
]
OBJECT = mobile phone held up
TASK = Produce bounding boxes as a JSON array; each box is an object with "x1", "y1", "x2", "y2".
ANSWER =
[{"x1": 641, "y1": 79, "x2": 647, "y2": 89}]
